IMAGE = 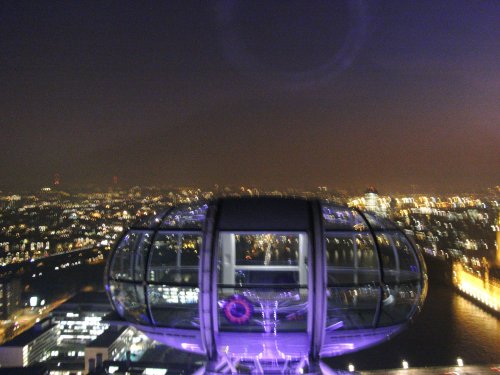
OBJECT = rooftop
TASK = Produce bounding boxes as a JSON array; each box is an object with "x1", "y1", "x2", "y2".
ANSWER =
[
  {"x1": 1, "y1": 319, "x2": 56, "y2": 347},
  {"x1": 87, "y1": 327, "x2": 127, "y2": 348}
]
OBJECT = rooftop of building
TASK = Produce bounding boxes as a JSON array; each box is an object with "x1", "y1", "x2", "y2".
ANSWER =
[
  {"x1": 87, "y1": 326, "x2": 127, "y2": 348},
  {"x1": 52, "y1": 291, "x2": 111, "y2": 313},
  {"x1": 1, "y1": 318, "x2": 56, "y2": 347}
]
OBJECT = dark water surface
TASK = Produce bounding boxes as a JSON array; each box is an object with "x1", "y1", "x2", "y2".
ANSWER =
[{"x1": 328, "y1": 278, "x2": 500, "y2": 371}]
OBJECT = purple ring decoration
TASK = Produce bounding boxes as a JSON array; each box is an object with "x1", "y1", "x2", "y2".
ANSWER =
[{"x1": 223, "y1": 295, "x2": 253, "y2": 324}]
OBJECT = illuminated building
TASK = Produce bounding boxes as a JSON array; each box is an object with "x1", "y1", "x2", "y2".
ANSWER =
[
  {"x1": 51, "y1": 292, "x2": 111, "y2": 346},
  {"x1": 0, "y1": 277, "x2": 22, "y2": 320},
  {"x1": 365, "y1": 187, "x2": 379, "y2": 212},
  {"x1": 451, "y1": 211, "x2": 500, "y2": 314},
  {"x1": 0, "y1": 318, "x2": 58, "y2": 367},
  {"x1": 364, "y1": 187, "x2": 387, "y2": 217},
  {"x1": 104, "y1": 197, "x2": 428, "y2": 373},
  {"x1": 84, "y1": 326, "x2": 147, "y2": 374},
  {"x1": 452, "y1": 261, "x2": 499, "y2": 313}
]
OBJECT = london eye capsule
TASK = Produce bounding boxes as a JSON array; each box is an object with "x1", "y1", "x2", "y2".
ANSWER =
[{"x1": 105, "y1": 196, "x2": 427, "y2": 373}]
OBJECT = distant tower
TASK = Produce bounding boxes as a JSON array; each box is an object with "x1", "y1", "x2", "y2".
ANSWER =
[
  {"x1": 365, "y1": 187, "x2": 379, "y2": 213},
  {"x1": 113, "y1": 175, "x2": 119, "y2": 186},
  {"x1": 53, "y1": 173, "x2": 60, "y2": 186},
  {"x1": 364, "y1": 187, "x2": 387, "y2": 217}
]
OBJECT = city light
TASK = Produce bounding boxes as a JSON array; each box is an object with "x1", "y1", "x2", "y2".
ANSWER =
[
  {"x1": 0, "y1": 186, "x2": 499, "y2": 373},
  {"x1": 29, "y1": 296, "x2": 38, "y2": 307}
]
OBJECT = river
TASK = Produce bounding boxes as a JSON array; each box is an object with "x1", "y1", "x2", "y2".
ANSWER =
[{"x1": 327, "y1": 273, "x2": 500, "y2": 370}]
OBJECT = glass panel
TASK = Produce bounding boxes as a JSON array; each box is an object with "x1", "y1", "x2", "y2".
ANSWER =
[
  {"x1": 393, "y1": 233, "x2": 419, "y2": 275},
  {"x1": 321, "y1": 205, "x2": 368, "y2": 231},
  {"x1": 234, "y1": 234, "x2": 299, "y2": 266},
  {"x1": 150, "y1": 268, "x2": 199, "y2": 284},
  {"x1": 132, "y1": 210, "x2": 169, "y2": 228},
  {"x1": 110, "y1": 231, "x2": 153, "y2": 281},
  {"x1": 326, "y1": 233, "x2": 378, "y2": 286},
  {"x1": 376, "y1": 233, "x2": 420, "y2": 283},
  {"x1": 363, "y1": 212, "x2": 397, "y2": 230},
  {"x1": 376, "y1": 233, "x2": 397, "y2": 277},
  {"x1": 326, "y1": 285, "x2": 379, "y2": 330},
  {"x1": 326, "y1": 236, "x2": 355, "y2": 267},
  {"x1": 327, "y1": 269, "x2": 380, "y2": 286},
  {"x1": 217, "y1": 232, "x2": 308, "y2": 333},
  {"x1": 109, "y1": 281, "x2": 150, "y2": 325},
  {"x1": 147, "y1": 285, "x2": 199, "y2": 329},
  {"x1": 148, "y1": 232, "x2": 201, "y2": 283},
  {"x1": 218, "y1": 287, "x2": 308, "y2": 332},
  {"x1": 160, "y1": 203, "x2": 208, "y2": 229},
  {"x1": 357, "y1": 234, "x2": 378, "y2": 268},
  {"x1": 378, "y1": 282, "x2": 420, "y2": 326}
]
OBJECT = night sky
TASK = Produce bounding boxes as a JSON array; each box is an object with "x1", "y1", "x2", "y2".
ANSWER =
[{"x1": 1, "y1": 1, "x2": 499, "y2": 192}]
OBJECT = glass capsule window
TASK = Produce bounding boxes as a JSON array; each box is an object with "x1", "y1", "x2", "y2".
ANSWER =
[
  {"x1": 217, "y1": 232, "x2": 308, "y2": 333},
  {"x1": 147, "y1": 285, "x2": 200, "y2": 329},
  {"x1": 146, "y1": 231, "x2": 201, "y2": 328},
  {"x1": 108, "y1": 281, "x2": 150, "y2": 325},
  {"x1": 363, "y1": 212, "x2": 398, "y2": 230},
  {"x1": 148, "y1": 232, "x2": 201, "y2": 284},
  {"x1": 325, "y1": 230, "x2": 380, "y2": 330},
  {"x1": 132, "y1": 210, "x2": 170, "y2": 229},
  {"x1": 322, "y1": 205, "x2": 368, "y2": 231},
  {"x1": 325, "y1": 233, "x2": 379, "y2": 285},
  {"x1": 160, "y1": 203, "x2": 208, "y2": 229},
  {"x1": 110, "y1": 231, "x2": 153, "y2": 281},
  {"x1": 370, "y1": 225, "x2": 421, "y2": 326}
]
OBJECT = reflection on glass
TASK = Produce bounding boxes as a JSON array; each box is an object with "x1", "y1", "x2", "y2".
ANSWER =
[
  {"x1": 160, "y1": 204, "x2": 208, "y2": 228},
  {"x1": 377, "y1": 233, "x2": 420, "y2": 283},
  {"x1": 363, "y1": 212, "x2": 398, "y2": 230},
  {"x1": 377, "y1": 233, "x2": 397, "y2": 271},
  {"x1": 109, "y1": 281, "x2": 150, "y2": 325},
  {"x1": 148, "y1": 285, "x2": 199, "y2": 329},
  {"x1": 148, "y1": 232, "x2": 201, "y2": 283},
  {"x1": 326, "y1": 236, "x2": 355, "y2": 267},
  {"x1": 322, "y1": 205, "x2": 368, "y2": 231},
  {"x1": 392, "y1": 233, "x2": 418, "y2": 273},
  {"x1": 326, "y1": 234, "x2": 378, "y2": 285},
  {"x1": 110, "y1": 231, "x2": 153, "y2": 281},
  {"x1": 132, "y1": 210, "x2": 169, "y2": 228},
  {"x1": 378, "y1": 281, "x2": 420, "y2": 326},
  {"x1": 326, "y1": 285, "x2": 378, "y2": 330}
]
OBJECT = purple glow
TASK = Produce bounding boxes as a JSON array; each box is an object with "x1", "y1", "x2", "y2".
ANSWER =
[{"x1": 223, "y1": 295, "x2": 253, "y2": 324}]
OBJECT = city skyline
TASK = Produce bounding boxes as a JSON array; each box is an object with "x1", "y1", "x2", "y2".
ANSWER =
[
  {"x1": 1, "y1": 1, "x2": 499, "y2": 191},
  {"x1": 0, "y1": 186, "x2": 498, "y2": 372}
]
